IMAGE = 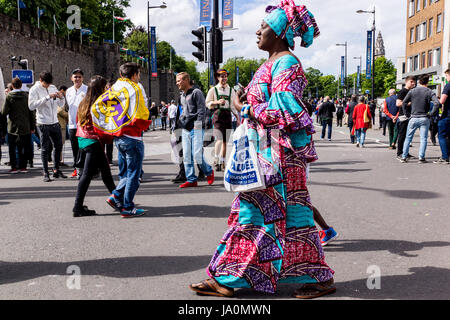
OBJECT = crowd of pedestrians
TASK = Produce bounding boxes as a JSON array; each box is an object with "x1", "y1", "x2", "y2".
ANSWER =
[{"x1": 305, "y1": 71, "x2": 449, "y2": 164}]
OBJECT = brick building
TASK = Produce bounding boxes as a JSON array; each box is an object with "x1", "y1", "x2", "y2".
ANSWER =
[
  {"x1": 0, "y1": 13, "x2": 179, "y2": 105},
  {"x1": 398, "y1": 0, "x2": 449, "y2": 93}
]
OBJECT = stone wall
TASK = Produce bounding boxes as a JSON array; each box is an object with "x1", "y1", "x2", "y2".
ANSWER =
[{"x1": 0, "y1": 13, "x2": 178, "y2": 104}]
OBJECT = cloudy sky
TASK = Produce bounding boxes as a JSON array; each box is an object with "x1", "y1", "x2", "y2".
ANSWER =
[{"x1": 125, "y1": 0, "x2": 406, "y2": 76}]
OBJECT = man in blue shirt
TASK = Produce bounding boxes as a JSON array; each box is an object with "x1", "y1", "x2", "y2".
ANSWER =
[{"x1": 383, "y1": 89, "x2": 399, "y2": 149}]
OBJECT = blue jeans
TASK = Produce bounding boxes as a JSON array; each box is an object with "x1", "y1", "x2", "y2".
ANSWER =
[
  {"x1": 348, "y1": 122, "x2": 355, "y2": 143},
  {"x1": 437, "y1": 117, "x2": 450, "y2": 160},
  {"x1": 321, "y1": 119, "x2": 332, "y2": 139},
  {"x1": 182, "y1": 128, "x2": 212, "y2": 183},
  {"x1": 112, "y1": 136, "x2": 144, "y2": 210},
  {"x1": 355, "y1": 128, "x2": 367, "y2": 145},
  {"x1": 402, "y1": 117, "x2": 430, "y2": 160}
]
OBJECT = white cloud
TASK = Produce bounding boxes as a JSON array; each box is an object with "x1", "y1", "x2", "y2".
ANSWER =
[{"x1": 125, "y1": 0, "x2": 406, "y2": 75}]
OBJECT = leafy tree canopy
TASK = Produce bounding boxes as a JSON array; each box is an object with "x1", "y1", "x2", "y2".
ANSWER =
[{"x1": 0, "y1": 0, "x2": 132, "y2": 43}]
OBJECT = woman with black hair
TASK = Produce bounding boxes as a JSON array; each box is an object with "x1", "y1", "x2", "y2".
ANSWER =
[{"x1": 72, "y1": 76, "x2": 116, "y2": 217}]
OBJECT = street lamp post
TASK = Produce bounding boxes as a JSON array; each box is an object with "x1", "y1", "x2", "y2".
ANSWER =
[
  {"x1": 336, "y1": 41, "x2": 348, "y2": 97},
  {"x1": 147, "y1": 1, "x2": 167, "y2": 104},
  {"x1": 357, "y1": 8, "x2": 376, "y2": 101}
]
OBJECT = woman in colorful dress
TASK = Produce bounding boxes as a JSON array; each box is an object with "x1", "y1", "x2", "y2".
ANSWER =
[{"x1": 189, "y1": 0, "x2": 336, "y2": 299}]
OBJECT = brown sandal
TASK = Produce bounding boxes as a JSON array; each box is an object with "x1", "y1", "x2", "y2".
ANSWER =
[
  {"x1": 189, "y1": 279, "x2": 234, "y2": 297},
  {"x1": 292, "y1": 279, "x2": 336, "y2": 299}
]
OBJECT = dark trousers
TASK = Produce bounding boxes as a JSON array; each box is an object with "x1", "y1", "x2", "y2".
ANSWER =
[
  {"x1": 37, "y1": 124, "x2": 62, "y2": 174},
  {"x1": 161, "y1": 116, "x2": 167, "y2": 130},
  {"x1": 69, "y1": 128, "x2": 79, "y2": 167},
  {"x1": 429, "y1": 120, "x2": 439, "y2": 144},
  {"x1": 336, "y1": 114, "x2": 343, "y2": 127},
  {"x1": 105, "y1": 143, "x2": 113, "y2": 164},
  {"x1": 386, "y1": 119, "x2": 398, "y2": 147},
  {"x1": 381, "y1": 117, "x2": 387, "y2": 135},
  {"x1": 396, "y1": 119, "x2": 409, "y2": 157},
  {"x1": 348, "y1": 122, "x2": 355, "y2": 143},
  {"x1": 321, "y1": 119, "x2": 332, "y2": 139},
  {"x1": 8, "y1": 134, "x2": 32, "y2": 170},
  {"x1": 74, "y1": 141, "x2": 116, "y2": 209}
]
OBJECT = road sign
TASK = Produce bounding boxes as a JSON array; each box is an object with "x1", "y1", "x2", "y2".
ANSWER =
[{"x1": 12, "y1": 70, "x2": 34, "y2": 84}]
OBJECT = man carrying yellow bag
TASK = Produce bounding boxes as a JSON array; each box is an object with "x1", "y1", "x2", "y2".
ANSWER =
[{"x1": 92, "y1": 62, "x2": 151, "y2": 218}]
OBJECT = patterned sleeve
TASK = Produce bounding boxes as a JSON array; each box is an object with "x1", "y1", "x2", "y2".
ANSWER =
[{"x1": 253, "y1": 55, "x2": 313, "y2": 135}]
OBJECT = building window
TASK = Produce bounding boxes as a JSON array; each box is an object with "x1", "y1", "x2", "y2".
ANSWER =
[
  {"x1": 421, "y1": 52, "x2": 426, "y2": 69},
  {"x1": 436, "y1": 14, "x2": 442, "y2": 32},
  {"x1": 429, "y1": 18, "x2": 433, "y2": 37},
  {"x1": 414, "y1": 55, "x2": 419, "y2": 71},
  {"x1": 428, "y1": 50, "x2": 433, "y2": 67},
  {"x1": 409, "y1": 0, "x2": 415, "y2": 17},
  {"x1": 416, "y1": 0, "x2": 421, "y2": 12},
  {"x1": 433, "y1": 48, "x2": 441, "y2": 66},
  {"x1": 415, "y1": 25, "x2": 420, "y2": 42},
  {"x1": 424, "y1": 0, "x2": 427, "y2": 8},
  {"x1": 410, "y1": 28, "x2": 415, "y2": 43},
  {"x1": 420, "y1": 22, "x2": 427, "y2": 41},
  {"x1": 407, "y1": 57, "x2": 413, "y2": 72}
]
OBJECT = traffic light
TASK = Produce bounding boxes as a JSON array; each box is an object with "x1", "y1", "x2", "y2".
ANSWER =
[
  {"x1": 18, "y1": 59, "x2": 29, "y2": 70},
  {"x1": 192, "y1": 26, "x2": 207, "y2": 62}
]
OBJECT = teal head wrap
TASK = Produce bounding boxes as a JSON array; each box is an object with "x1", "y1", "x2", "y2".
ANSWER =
[{"x1": 263, "y1": 0, "x2": 320, "y2": 50}]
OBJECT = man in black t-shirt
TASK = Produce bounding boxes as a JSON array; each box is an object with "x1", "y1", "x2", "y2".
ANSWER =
[
  {"x1": 434, "y1": 69, "x2": 450, "y2": 164},
  {"x1": 396, "y1": 76, "x2": 416, "y2": 159}
]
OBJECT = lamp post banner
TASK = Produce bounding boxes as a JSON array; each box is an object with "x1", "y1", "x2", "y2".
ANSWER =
[
  {"x1": 366, "y1": 30, "x2": 372, "y2": 79},
  {"x1": 222, "y1": 0, "x2": 234, "y2": 29},
  {"x1": 357, "y1": 65, "x2": 361, "y2": 89},
  {"x1": 151, "y1": 27, "x2": 158, "y2": 78},
  {"x1": 341, "y1": 56, "x2": 345, "y2": 86},
  {"x1": 200, "y1": 0, "x2": 212, "y2": 30}
]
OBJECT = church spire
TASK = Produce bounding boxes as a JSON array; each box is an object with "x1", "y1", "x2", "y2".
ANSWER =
[{"x1": 375, "y1": 31, "x2": 385, "y2": 59}]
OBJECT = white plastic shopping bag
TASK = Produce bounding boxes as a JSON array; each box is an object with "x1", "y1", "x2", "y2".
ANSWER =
[{"x1": 224, "y1": 119, "x2": 266, "y2": 192}]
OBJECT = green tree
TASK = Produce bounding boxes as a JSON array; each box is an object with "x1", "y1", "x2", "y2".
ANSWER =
[
  {"x1": 0, "y1": 0, "x2": 132, "y2": 43},
  {"x1": 361, "y1": 56, "x2": 397, "y2": 98},
  {"x1": 320, "y1": 75, "x2": 338, "y2": 98},
  {"x1": 304, "y1": 67, "x2": 323, "y2": 98},
  {"x1": 123, "y1": 28, "x2": 203, "y2": 91},
  {"x1": 221, "y1": 58, "x2": 265, "y2": 88}
]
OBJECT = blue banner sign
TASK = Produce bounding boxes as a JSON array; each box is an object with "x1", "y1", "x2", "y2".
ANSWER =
[
  {"x1": 222, "y1": 0, "x2": 234, "y2": 29},
  {"x1": 366, "y1": 30, "x2": 373, "y2": 80},
  {"x1": 200, "y1": 0, "x2": 211, "y2": 30},
  {"x1": 151, "y1": 27, "x2": 158, "y2": 77},
  {"x1": 341, "y1": 56, "x2": 345, "y2": 86},
  {"x1": 357, "y1": 65, "x2": 361, "y2": 89}
]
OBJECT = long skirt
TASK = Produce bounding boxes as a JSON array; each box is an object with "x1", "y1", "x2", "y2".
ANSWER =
[{"x1": 207, "y1": 147, "x2": 334, "y2": 293}]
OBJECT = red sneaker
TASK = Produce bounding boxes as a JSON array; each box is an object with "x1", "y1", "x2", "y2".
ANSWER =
[
  {"x1": 179, "y1": 181, "x2": 198, "y2": 188},
  {"x1": 71, "y1": 169, "x2": 77, "y2": 177},
  {"x1": 207, "y1": 170, "x2": 214, "y2": 185}
]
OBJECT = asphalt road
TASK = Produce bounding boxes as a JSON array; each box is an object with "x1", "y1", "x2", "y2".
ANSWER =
[{"x1": 0, "y1": 120, "x2": 449, "y2": 301}]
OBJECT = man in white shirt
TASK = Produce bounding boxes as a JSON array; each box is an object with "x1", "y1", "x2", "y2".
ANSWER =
[
  {"x1": 205, "y1": 69, "x2": 238, "y2": 171},
  {"x1": 28, "y1": 71, "x2": 67, "y2": 182},
  {"x1": 168, "y1": 100, "x2": 177, "y2": 133},
  {"x1": 65, "y1": 68, "x2": 88, "y2": 178}
]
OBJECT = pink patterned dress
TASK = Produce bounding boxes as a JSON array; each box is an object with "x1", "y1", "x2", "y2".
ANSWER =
[{"x1": 206, "y1": 54, "x2": 334, "y2": 293}]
